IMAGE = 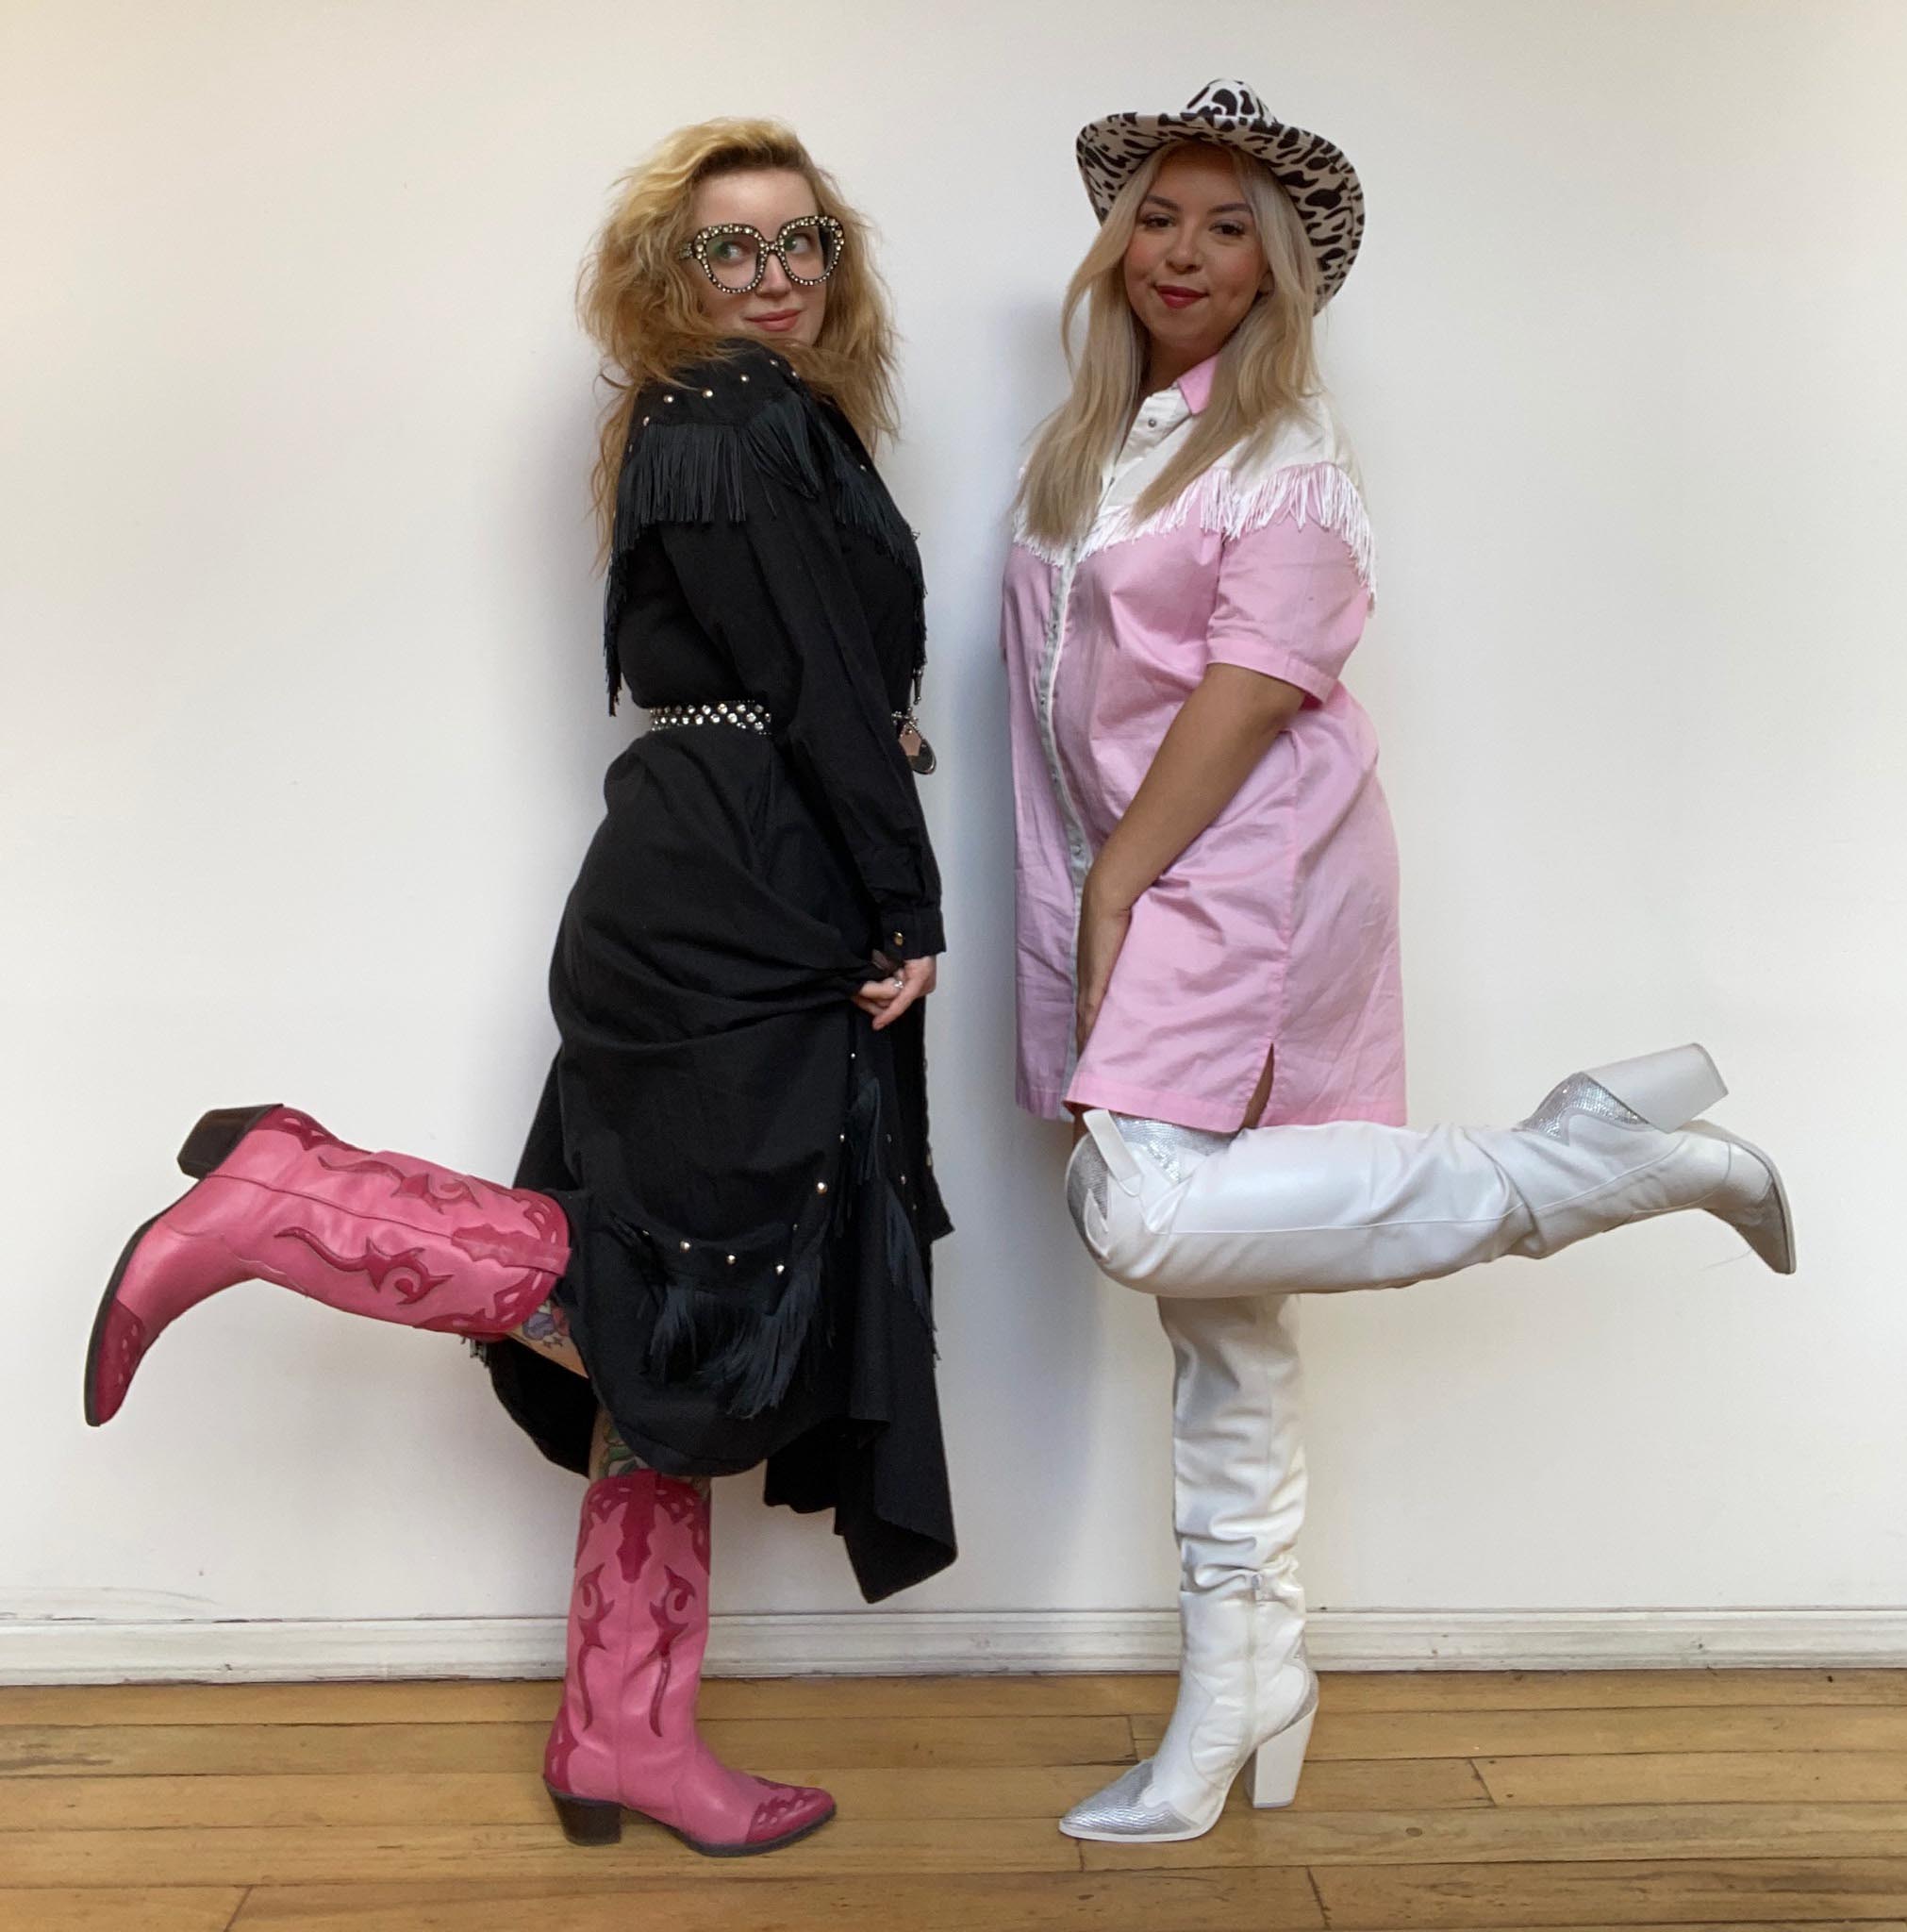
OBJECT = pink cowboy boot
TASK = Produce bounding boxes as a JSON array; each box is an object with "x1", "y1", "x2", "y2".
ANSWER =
[
  {"x1": 86, "y1": 1104, "x2": 570, "y2": 1425},
  {"x1": 544, "y1": 1472, "x2": 836, "y2": 1857}
]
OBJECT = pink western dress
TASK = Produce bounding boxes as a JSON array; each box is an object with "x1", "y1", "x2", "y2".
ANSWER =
[{"x1": 1001, "y1": 355, "x2": 1405, "y2": 1134}]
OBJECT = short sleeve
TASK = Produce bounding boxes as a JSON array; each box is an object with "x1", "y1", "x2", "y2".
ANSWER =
[{"x1": 1202, "y1": 499, "x2": 1372, "y2": 708}]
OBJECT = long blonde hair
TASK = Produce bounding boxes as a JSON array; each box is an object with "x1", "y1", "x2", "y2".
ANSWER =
[
  {"x1": 579, "y1": 118, "x2": 899, "y2": 557},
  {"x1": 1015, "y1": 144, "x2": 1322, "y2": 550}
]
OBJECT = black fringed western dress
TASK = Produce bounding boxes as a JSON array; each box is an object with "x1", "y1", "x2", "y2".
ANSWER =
[{"x1": 485, "y1": 340, "x2": 954, "y2": 1602}]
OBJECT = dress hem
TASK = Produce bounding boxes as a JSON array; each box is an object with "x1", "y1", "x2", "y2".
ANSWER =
[
  {"x1": 1024, "y1": 1073, "x2": 1410, "y2": 1133},
  {"x1": 1061, "y1": 1075, "x2": 1252, "y2": 1135}
]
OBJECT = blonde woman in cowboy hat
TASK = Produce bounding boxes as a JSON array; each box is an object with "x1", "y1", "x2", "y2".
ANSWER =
[{"x1": 1001, "y1": 80, "x2": 1795, "y2": 1845}]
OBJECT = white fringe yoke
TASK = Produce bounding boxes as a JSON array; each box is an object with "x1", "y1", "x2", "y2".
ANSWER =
[{"x1": 1016, "y1": 403, "x2": 1378, "y2": 602}]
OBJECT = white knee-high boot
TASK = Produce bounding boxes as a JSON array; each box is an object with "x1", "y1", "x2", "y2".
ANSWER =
[
  {"x1": 1068, "y1": 1043, "x2": 1793, "y2": 1302},
  {"x1": 1061, "y1": 1284, "x2": 1317, "y2": 1843}
]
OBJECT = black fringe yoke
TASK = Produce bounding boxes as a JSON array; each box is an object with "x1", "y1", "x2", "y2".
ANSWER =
[{"x1": 484, "y1": 341, "x2": 954, "y2": 1603}]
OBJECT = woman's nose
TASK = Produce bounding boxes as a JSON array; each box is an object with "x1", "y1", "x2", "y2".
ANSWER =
[{"x1": 756, "y1": 253, "x2": 794, "y2": 297}]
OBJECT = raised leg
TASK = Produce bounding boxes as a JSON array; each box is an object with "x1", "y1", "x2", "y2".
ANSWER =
[
  {"x1": 1067, "y1": 1044, "x2": 1794, "y2": 1300},
  {"x1": 88, "y1": 1104, "x2": 572, "y2": 1425}
]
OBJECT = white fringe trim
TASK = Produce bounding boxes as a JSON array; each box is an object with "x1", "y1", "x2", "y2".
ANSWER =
[{"x1": 1019, "y1": 458, "x2": 1379, "y2": 600}]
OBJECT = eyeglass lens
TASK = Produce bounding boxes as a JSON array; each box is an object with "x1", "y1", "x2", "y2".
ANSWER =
[{"x1": 703, "y1": 220, "x2": 839, "y2": 291}]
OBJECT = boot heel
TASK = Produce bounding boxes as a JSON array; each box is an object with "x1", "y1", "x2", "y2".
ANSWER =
[
  {"x1": 547, "y1": 1788, "x2": 622, "y2": 1846},
  {"x1": 1582, "y1": 1044, "x2": 1726, "y2": 1132},
  {"x1": 1250, "y1": 1700, "x2": 1317, "y2": 1810},
  {"x1": 176, "y1": 1105, "x2": 279, "y2": 1179}
]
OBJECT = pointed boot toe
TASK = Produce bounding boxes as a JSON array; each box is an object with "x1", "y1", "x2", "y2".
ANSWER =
[
  {"x1": 1687, "y1": 1124, "x2": 1797, "y2": 1274},
  {"x1": 681, "y1": 1781, "x2": 836, "y2": 1857}
]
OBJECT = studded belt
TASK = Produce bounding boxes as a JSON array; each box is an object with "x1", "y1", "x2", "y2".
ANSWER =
[
  {"x1": 646, "y1": 699, "x2": 771, "y2": 734},
  {"x1": 647, "y1": 697, "x2": 935, "y2": 773}
]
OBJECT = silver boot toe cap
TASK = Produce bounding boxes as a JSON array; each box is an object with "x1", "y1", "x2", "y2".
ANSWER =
[{"x1": 1058, "y1": 1759, "x2": 1201, "y2": 1841}]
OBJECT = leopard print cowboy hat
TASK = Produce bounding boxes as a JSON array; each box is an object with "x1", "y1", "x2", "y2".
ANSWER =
[{"x1": 1076, "y1": 79, "x2": 1364, "y2": 311}]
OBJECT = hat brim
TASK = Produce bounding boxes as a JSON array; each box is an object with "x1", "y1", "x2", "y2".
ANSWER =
[{"x1": 1075, "y1": 108, "x2": 1364, "y2": 310}]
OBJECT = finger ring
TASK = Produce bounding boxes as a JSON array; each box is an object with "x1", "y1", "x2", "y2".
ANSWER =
[{"x1": 892, "y1": 974, "x2": 904, "y2": 990}]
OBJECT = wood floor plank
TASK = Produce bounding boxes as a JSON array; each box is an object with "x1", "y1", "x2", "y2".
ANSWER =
[
  {"x1": 1319, "y1": 1921, "x2": 1905, "y2": 1932},
  {"x1": 1074, "y1": 1801, "x2": 1907, "y2": 1871},
  {"x1": 8, "y1": 1669, "x2": 1900, "y2": 1735},
  {"x1": 1478, "y1": 1750, "x2": 1907, "y2": 1807},
  {"x1": 7, "y1": 1670, "x2": 1902, "y2": 1734},
  {"x1": 0, "y1": 1722, "x2": 550, "y2": 1778},
  {"x1": 0, "y1": 1682, "x2": 555, "y2": 1728},
  {"x1": 1315, "y1": 1857, "x2": 1907, "y2": 1927},
  {"x1": 1293, "y1": 1757, "x2": 1494, "y2": 1811},
  {"x1": 1318, "y1": 1669, "x2": 1907, "y2": 1712},
  {"x1": 0, "y1": 1819, "x2": 1079, "y2": 1888},
  {"x1": 0, "y1": 1713, "x2": 1134, "y2": 1779},
  {"x1": 1302, "y1": 1924, "x2": 1900, "y2": 1932},
  {"x1": 229, "y1": 1869, "x2": 1325, "y2": 1931},
  {"x1": 700, "y1": 1674, "x2": 1177, "y2": 1720},
  {"x1": 0, "y1": 1674, "x2": 1177, "y2": 1728},
  {"x1": 0, "y1": 1766, "x2": 1108, "y2": 1830},
  {"x1": 1132, "y1": 1705, "x2": 1907, "y2": 1760},
  {"x1": 225, "y1": 1904, "x2": 1907, "y2": 1932},
  {"x1": 0, "y1": 1891, "x2": 245, "y2": 1932},
  {"x1": 0, "y1": 1753, "x2": 1488, "y2": 1834}
]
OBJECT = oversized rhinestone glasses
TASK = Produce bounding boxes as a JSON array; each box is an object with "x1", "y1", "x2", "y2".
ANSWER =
[{"x1": 679, "y1": 215, "x2": 846, "y2": 293}]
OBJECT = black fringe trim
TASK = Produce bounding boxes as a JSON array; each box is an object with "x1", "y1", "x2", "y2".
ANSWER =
[
  {"x1": 642, "y1": 1239, "x2": 829, "y2": 1423},
  {"x1": 603, "y1": 387, "x2": 924, "y2": 712},
  {"x1": 884, "y1": 1178, "x2": 934, "y2": 1339}
]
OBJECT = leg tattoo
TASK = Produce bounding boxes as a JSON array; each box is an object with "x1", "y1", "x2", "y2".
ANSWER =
[
  {"x1": 589, "y1": 1410, "x2": 709, "y2": 1493},
  {"x1": 590, "y1": 1408, "x2": 645, "y2": 1478},
  {"x1": 511, "y1": 1296, "x2": 587, "y2": 1377}
]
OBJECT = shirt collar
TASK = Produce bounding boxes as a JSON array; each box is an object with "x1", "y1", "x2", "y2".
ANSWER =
[{"x1": 1175, "y1": 355, "x2": 1219, "y2": 416}]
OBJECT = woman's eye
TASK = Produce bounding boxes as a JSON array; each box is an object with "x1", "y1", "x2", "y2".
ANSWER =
[
  {"x1": 784, "y1": 232, "x2": 816, "y2": 258},
  {"x1": 1139, "y1": 214, "x2": 1170, "y2": 230},
  {"x1": 1213, "y1": 222, "x2": 1249, "y2": 240},
  {"x1": 711, "y1": 238, "x2": 749, "y2": 261}
]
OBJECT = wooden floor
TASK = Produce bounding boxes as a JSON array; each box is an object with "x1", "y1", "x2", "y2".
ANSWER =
[{"x1": 3, "y1": 1670, "x2": 1907, "y2": 1930}]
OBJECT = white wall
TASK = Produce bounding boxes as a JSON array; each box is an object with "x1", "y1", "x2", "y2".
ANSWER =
[{"x1": 6, "y1": 1, "x2": 1904, "y2": 1669}]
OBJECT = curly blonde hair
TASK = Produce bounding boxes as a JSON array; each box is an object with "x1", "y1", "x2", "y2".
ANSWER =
[
  {"x1": 579, "y1": 118, "x2": 899, "y2": 557},
  {"x1": 1015, "y1": 144, "x2": 1321, "y2": 550}
]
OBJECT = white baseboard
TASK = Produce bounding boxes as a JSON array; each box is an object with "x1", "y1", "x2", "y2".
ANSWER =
[{"x1": 5, "y1": 1607, "x2": 1906, "y2": 1685}]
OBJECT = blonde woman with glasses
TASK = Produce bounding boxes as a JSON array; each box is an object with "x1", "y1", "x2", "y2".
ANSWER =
[
  {"x1": 1002, "y1": 80, "x2": 1793, "y2": 1845},
  {"x1": 89, "y1": 120, "x2": 953, "y2": 1858}
]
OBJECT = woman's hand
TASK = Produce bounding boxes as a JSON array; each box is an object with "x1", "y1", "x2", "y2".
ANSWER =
[
  {"x1": 1075, "y1": 876, "x2": 1134, "y2": 1053},
  {"x1": 854, "y1": 953, "x2": 938, "y2": 1030}
]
